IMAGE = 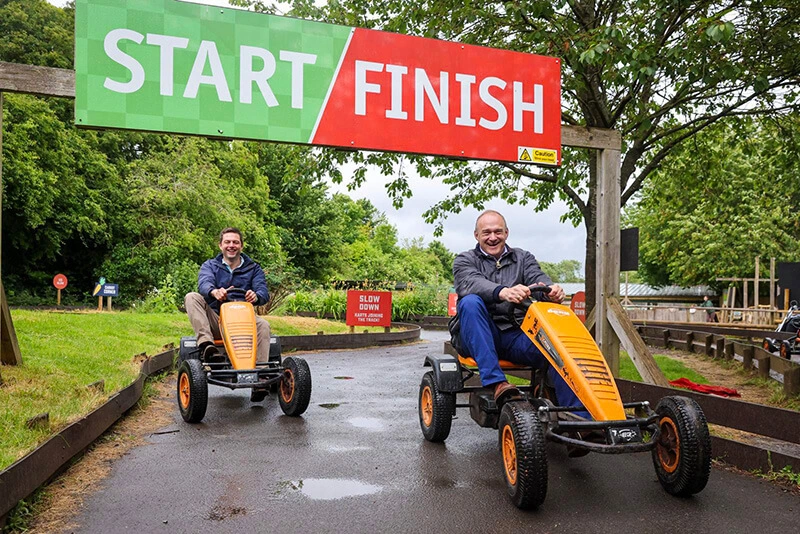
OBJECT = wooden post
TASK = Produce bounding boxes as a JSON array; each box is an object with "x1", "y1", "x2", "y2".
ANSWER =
[
  {"x1": 725, "y1": 342, "x2": 734, "y2": 360},
  {"x1": 785, "y1": 289, "x2": 790, "y2": 312},
  {"x1": 783, "y1": 367, "x2": 800, "y2": 396},
  {"x1": 97, "y1": 297, "x2": 103, "y2": 311},
  {"x1": 755, "y1": 354, "x2": 770, "y2": 380},
  {"x1": 714, "y1": 336, "x2": 725, "y2": 359},
  {"x1": 704, "y1": 334, "x2": 713, "y2": 356},
  {"x1": 685, "y1": 331, "x2": 694, "y2": 353},
  {"x1": 742, "y1": 345, "x2": 754, "y2": 369},
  {"x1": 106, "y1": 296, "x2": 112, "y2": 311},
  {"x1": 57, "y1": 288, "x2": 62, "y2": 306},
  {"x1": 770, "y1": 257, "x2": 776, "y2": 312},
  {"x1": 595, "y1": 146, "x2": 622, "y2": 376},
  {"x1": 754, "y1": 256, "x2": 760, "y2": 308},
  {"x1": 662, "y1": 329, "x2": 670, "y2": 349}
]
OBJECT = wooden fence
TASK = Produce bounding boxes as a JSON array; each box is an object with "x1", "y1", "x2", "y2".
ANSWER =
[
  {"x1": 636, "y1": 325, "x2": 800, "y2": 396},
  {"x1": 625, "y1": 304, "x2": 781, "y2": 326}
]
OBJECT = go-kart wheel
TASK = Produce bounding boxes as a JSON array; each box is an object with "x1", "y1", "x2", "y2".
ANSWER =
[
  {"x1": 278, "y1": 356, "x2": 312, "y2": 416},
  {"x1": 762, "y1": 339, "x2": 774, "y2": 353},
  {"x1": 177, "y1": 359, "x2": 208, "y2": 423},
  {"x1": 498, "y1": 401, "x2": 548, "y2": 510},
  {"x1": 780, "y1": 341, "x2": 791, "y2": 360},
  {"x1": 652, "y1": 396, "x2": 711, "y2": 497},
  {"x1": 418, "y1": 371, "x2": 455, "y2": 442}
]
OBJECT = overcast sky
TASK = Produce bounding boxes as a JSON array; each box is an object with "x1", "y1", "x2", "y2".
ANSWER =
[{"x1": 47, "y1": 0, "x2": 588, "y2": 267}]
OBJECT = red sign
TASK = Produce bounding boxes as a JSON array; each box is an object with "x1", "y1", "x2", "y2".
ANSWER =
[
  {"x1": 570, "y1": 291, "x2": 586, "y2": 323},
  {"x1": 447, "y1": 293, "x2": 458, "y2": 316},
  {"x1": 53, "y1": 274, "x2": 69, "y2": 290},
  {"x1": 346, "y1": 290, "x2": 392, "y2": 328},
  {"x1": 313, "y1": 29, "x2": 562, "y2": 165}
]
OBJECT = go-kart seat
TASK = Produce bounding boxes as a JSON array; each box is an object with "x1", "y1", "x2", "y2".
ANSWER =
[{"x1": 457, "y1": 355, "x2": 530, "y2": 370}]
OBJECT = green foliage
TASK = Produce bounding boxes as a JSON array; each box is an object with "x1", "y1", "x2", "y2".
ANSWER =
[
  {"x1": 540, "y1": 260, "x2": 584, "y2": 283},
  {"x1": 392, "y1": 286, "x2": 449, "y2": 319},
  {"x1": 625, "y1": 116, "x2": 800, "y2": 288},
  {"x1": 132, "y1": 274, "x2": 181, "y2": 313}
]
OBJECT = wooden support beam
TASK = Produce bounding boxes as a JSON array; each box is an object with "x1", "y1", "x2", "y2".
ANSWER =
[
  {"x1": 595, "y1": 147, "x2": 622, "y2": 375},
  {"x1": 606, "y1": 297, "x2": 669, "y2": 386},
  {"x1": 0, "y1": 61, "x2": 75, "y2": 98},
  {"x1": 1, "y1": 280, "x2": 22, "y2": 365}
]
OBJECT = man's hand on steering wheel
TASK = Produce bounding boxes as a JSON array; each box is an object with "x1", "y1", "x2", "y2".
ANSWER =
[
  {"x1": 244, "y1": 289, "x2": 257, "y2": 304},
  {"x1": 211, "y1": 286, "x2": 233, "y2": 301},
  {"x1": 547, "y1": 283, "x2": 565, "y2": 304},
  {"x1": 499, "y1": 284, "x2": 531, "y2": 304}
]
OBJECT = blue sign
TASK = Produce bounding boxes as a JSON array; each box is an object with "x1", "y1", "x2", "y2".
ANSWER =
[{"x1": 93, "y1": 283, "x2": 119, "y2": 297}]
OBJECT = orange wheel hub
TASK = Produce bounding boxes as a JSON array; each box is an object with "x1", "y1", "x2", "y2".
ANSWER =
[
  {"x1": 179, "y1": 373, "x2": 190, "y2": 409},
  {"x1": 281, "y1": 369, "x2": 295, "y2": 403},
  {"x1": 656, "y1": 417, "x2": 680, "y2": 473},
  {"x1": 421, "y1": 386, "x2": 433, "y2": 427},
  {"x1": 502, "y1": 425, "x2": 518, "y2": 485}
]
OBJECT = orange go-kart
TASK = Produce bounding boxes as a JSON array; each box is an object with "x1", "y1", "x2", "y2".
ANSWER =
[
  {"x1": 177, "y1": 288, "x2": 311, "y2": 423},
  {"x1": 418, "y1": 286, "x2": 711, "y2": 509}
]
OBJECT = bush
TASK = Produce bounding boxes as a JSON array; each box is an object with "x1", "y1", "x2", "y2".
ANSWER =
[{"x1": 132, "y1": 274, "x2": 181, "y2": 313}]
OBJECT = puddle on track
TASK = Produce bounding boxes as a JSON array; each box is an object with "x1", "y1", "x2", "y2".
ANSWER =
[
  {"x1": 333, "y1": 376, "x2": 355, "y2": 380},
  {"x1": 293, "y1": 478, "x2": 382, "y2": 500},
  {"x1": 348, "y1": 417, "x2": 385, "y2": 431},
  {"x1": 318, "y1": 403, "x2": 341, "y2": 409}
]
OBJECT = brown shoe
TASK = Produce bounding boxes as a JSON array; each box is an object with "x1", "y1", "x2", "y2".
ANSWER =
[
  {"x1": 566, "y1": 430, "x2": 606, "y2": 458},
  {"x1": 493, "y1": 382, "x2": 521, "y2": 405}
]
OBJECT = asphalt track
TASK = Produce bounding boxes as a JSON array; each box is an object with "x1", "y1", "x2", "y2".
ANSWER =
[{"x1": 69, "y1": 331, "x2": 799, "y2": 533}]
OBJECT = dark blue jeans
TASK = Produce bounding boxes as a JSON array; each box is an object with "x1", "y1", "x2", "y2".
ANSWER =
[{"x1": 457, "y1": 294, "x2": 590, "y2": 418}]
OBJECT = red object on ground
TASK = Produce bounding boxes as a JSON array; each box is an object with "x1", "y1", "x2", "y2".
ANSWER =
[{"x1": 669, "y1": 377, "x2": 741, "y2": 398}]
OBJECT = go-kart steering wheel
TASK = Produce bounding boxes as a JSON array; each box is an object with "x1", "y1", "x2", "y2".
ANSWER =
[{"x1": 226, "y1": 287, "x2": 248, "y2": 302}]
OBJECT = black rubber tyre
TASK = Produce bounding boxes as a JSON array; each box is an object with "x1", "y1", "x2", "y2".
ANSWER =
[
  {"x1": 498, "y1": 401, "x2": 548, "y2": 509},
  {"x1": 418, "y1": 371, "x2": 456, "y2": 442},
  {"x1": 652, "y1": 396, "x2": 711, "y2": 497},
  {"x1": 762, "y1": 338, "x2": 775, "y2": 353},
  {"x1": 177, "y1": 359, "x2": 208, "y2": 423},
  {"x1": 780, "y1": 341, "x2": 791, "y2": 360},
  {"x1": 278, "y1": 356, "x2": 312, "y2": 416}
]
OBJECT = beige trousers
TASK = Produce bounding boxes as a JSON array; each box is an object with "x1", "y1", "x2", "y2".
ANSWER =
[{"x1": 184, "y1": 292, "x2": 271, "y2": 363}]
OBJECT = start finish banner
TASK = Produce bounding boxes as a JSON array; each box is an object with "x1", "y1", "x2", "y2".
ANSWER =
[{"x1": 75, "y1": 0, "x2": 562, "y2": 165}]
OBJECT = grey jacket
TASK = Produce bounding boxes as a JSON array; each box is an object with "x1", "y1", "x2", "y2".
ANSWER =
[{"x1": 453, "y1": 244, "x2": 553, "y2": 331}]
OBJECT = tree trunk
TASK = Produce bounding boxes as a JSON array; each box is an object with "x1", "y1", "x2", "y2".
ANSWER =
[{"x1": 583, "y1": 152, "x2": 598, "y2": 314}]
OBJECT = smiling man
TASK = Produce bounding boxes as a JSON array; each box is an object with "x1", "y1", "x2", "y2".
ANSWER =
[
  {"x1": 184, "y1": 227, "x2": 271, "y2": 367},
  {"x1": 451, "y1": 211, "x2": 591, "y2": 435}
]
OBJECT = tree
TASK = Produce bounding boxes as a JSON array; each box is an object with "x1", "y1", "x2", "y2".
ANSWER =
[
  {"x1": 625, "y1": 115, "x2": 800, "y2": 289},
  {"x1": 274, "y1": 0, "x2": 800, "y2": 309},
  {"x1": 540, "y1": 260, "x2": 584, "y2": 283}
]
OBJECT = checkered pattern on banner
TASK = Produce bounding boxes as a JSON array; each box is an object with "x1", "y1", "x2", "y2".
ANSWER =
[{"x1": 75, "y1": 0, "x2": 351, "y2": 143}]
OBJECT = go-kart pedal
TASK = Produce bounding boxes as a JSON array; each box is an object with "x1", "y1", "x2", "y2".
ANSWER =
[{"x1": 566, "y1": 429, "x2": 607, "y2": 458}]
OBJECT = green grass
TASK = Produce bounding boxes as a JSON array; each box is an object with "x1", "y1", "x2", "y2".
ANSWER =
[
  {"x1": 1, "y1": 310, "x2": 193, "y2": 470},
  {"x1": 506, "y1": 352, "x2": 707, "y2": 387},
  {"x1": 0, "y1": 310, "x2": 374, "y2": 471},
  {"x1": 618, "y1": 352, "x2": 708, "y2": 383}
]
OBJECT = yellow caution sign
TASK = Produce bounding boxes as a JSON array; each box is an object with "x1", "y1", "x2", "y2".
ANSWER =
[{"x1": 518, "y1": 146, "x2": 558, "y2": 165}]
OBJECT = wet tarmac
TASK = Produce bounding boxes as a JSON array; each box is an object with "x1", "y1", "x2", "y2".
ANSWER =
[{"x1": 69, "y1": 330, "x2": 800, "y2": 533}]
